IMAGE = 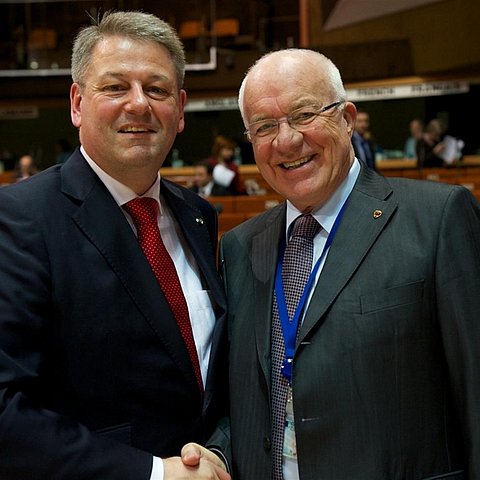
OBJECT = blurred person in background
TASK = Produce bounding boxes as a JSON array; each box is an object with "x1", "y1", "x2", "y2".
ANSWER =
[
  {"x1": 416, "y1": 118, "x2": 446, "y2": 167},
  {"x1": 208, "y1": 135, "x2": 245, "y2": 195},
  {"x1": 403, "y1": 118, "x2": 424, "y2": 159},
  {"x1": 190, "y1": 159, "x2": 231, "y2": 197},
  {"x1": 351, "y1": 109, "x2": 376, "y2": 169},
  {"x1": 13, "y1": 153, "x2": 38, "y2": 182}
]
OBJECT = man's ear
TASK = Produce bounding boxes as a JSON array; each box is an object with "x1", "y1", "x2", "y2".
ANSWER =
[
  {"x1": 344, "y1": 102, "x2": 357, "y2": 136},
  {"x1": 177, "y1": 89, "x2": 187, "y2": 134},
  {"x1": 70, "y1": 83, "x2": 82, "y2": 128}
]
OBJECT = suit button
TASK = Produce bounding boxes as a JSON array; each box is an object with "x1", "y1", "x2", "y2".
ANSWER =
[{"x1": 263, "y1": 436, "x2": 271, "y2": 451}]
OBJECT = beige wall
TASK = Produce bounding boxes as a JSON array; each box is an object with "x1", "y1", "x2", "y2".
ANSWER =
[{"x1": 308, "y1": 0, "x2": 480, "y2": 80}]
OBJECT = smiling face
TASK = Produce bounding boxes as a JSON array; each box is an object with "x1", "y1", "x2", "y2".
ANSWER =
[
  {"x1": 70, "y1": 35, "x2": 186, "y2": 192},
  {"x1": 242, "y1": 51, "x2": 356, "y2": 212}
]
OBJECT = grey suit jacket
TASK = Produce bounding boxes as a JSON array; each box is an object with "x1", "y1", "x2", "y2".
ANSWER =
[
  {"x1": 0, "y1": 149, "x2": 228, "y2": 479},
  {"x1": 213, "y1": 166, "x2": 480, "y2": 480}
]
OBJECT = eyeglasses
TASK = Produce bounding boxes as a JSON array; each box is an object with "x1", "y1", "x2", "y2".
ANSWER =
[{"x1": 244, "y1": 101, "x2": 344, "y2": 142}]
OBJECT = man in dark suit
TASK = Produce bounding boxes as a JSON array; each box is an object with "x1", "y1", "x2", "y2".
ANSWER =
[
  {"x1": 352, "y1": 109, "x2": 376, "y2": 169},
  {"x1": 0, "y1": 11, "x2": 229, "y2": 480},
  {"x1": 205, "y1": 49, "x2": 480, "y2": 479},
  {"x1": 189, "y1": 160, "x2": 232, "y2": 197}
]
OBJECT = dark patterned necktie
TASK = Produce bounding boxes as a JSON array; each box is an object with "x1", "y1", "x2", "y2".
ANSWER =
[
  {"x1": 123, "y1": 197, "x2": 203, "y2": 394},
  {"x1": 271, "y1": 214, "x2": 320, "y2": 479}
]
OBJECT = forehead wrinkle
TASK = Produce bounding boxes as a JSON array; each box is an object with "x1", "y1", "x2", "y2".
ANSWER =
[
  {"x1": 99, "y1": 71, "x2": 170, "y2": 82},
  {"x1": 249, "y1": 54, "x2": 331, "y2": 102},
  {"x1": 246, "y1": 64, "x2": 324, "y2": 116},
  {"x1": 90, "y1": 38, "x2": 176, "y2": 84},
  {"x1": 247, "y1": 96, "x2": 319, "y2": 124}
]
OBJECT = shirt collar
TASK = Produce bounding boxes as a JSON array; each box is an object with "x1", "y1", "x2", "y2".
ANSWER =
[
  {"x1": 80, "y1": 145, "x2": 162, "y2": 213},
  {"x1": 286, "y1": 158, "x2": 360, "y2": 237},
  {"x1": 200, "y1": 180, "x2": 214, "y2": 196}
]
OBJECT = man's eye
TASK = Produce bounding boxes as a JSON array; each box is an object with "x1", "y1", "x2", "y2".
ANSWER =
[
  {"x1": 291, "y1": 111, "x2": 317, "y2": 124},
  {"x1": 147, "y1": 87, "x2": 169, "y2": 97},
  {"x1": 103, "y1": 84, "x2": 125, "y2": 92},
  {"x1": 255, "y1": 121, "x2": 276, "y2": 136}
]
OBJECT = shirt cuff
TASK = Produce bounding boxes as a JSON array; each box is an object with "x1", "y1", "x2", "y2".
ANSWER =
[
  {"x1": 208, "y1": 447, "x2": 230, "y2": 474},
  {"x1": 150, "y1": 456, "x2": 164, "y2": 480}
]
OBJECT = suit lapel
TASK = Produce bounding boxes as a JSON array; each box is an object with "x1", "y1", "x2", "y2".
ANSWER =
[
  {"x1": 251, "y1": 205, "x2": 286, "y2": 392},
  {"x1": 298, "y1": 168, "x2": 398, "y2": 343},
  {"x1": 61, "y1": 154, "x2": 203, "y2": 396}
]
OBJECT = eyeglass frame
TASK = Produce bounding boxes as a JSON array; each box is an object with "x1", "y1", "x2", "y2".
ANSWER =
[{"x1": 244, "y1": 101, "x2": 345, "y2": 142}]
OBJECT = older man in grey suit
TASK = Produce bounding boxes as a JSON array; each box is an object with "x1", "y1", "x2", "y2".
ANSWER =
[{"x1": 198, "y1": 49, "x2": 480, "y2": 480}]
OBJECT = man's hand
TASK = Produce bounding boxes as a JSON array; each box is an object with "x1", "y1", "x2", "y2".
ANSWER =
[
  {"x1": 163, "y1": 443, "x2": 230, "y2": 479},
  {"x1": 181, "y1": 443, "x2": 228, "y2": 471}
]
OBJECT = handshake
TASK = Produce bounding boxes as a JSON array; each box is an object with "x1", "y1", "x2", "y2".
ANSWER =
[{"x1": 163, "y1": 443, "x2": 231, "y2": 480}]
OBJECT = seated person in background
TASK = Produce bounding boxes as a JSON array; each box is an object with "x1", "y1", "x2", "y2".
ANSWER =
[
  {"x1": 351, "y1": 109, "x2": 376, "y2": 169},
  {"x1": 190, "y1": 160, "x2": 231, "y2": 197},
  {"x1": 416, "y1": 118, "x2": 446, "y2": 167},
  {"x1": 13, "y1": 154, "x2": 38, "y2": 182},
  {"x1": 403, "y1": 118, "x2": 424, "y2": 158},
  {"x1": 208, "y1": 135, "x2": 245, "y2": 194}
]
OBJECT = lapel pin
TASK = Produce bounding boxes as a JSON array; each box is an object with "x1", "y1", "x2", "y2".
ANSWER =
[
  {"x1": 373, "y1": 210, "x2": 382, "y2": 219},
  {"x1": 195, "y1": 217, "x2": 204, "y2": 225}
]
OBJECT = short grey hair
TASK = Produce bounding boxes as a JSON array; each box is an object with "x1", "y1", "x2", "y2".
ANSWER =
[
  {"x1": 238, "y1": 48, "x2": 346, "y2": 123},
  {"x1": 71, "y1": 10, "x2": 186, "y2": 88}
]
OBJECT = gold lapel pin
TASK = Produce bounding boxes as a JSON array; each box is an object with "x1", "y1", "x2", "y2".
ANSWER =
[
  {"x1": 373, "y1": 210, "x2": 382, "y2": 219},
  {"x1": 195, "y1": 217, "x2": 204, "y2": 225}
]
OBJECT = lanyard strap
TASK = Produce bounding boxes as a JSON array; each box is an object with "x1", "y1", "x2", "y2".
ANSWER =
[{"x1": 275, "y1": 199, "x2": 349, "y2": 383}]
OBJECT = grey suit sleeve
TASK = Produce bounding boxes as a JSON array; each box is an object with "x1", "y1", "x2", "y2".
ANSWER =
[
  {"x1": 435, "y1": 186, "x2": 480, "y2": 479},
  {"x1": 206, "y1": 237, "x2": 233, "y2": 470},
  {"x1": 206, "y1": 416, "x2": 232, "y2": 473}
]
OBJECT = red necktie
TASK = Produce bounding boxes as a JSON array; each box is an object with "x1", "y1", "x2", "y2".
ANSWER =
[{"x1": 123, "y1": 197, "x2": 203, "y2": 394}]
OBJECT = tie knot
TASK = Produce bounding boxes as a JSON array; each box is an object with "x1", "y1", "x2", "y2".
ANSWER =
[
  {"x1": 123, "y1": 197, "x2": 159, "y2": 226},
  {"x1": 291, "y1": 214, "x2": 320, "y2": 240}
]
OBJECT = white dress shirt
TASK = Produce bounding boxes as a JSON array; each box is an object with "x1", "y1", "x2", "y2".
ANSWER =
[
  {"x1": 199, "y1": 180, "x2": 214, "y2": 197},
  {"x1": 282, "y1": 158, "x2": 360, "y2": 480}
]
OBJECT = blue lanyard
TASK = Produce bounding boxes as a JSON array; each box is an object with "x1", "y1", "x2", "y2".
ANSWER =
[{"x1": 274, "y1": 199, "x2": 349, "y2": 383}]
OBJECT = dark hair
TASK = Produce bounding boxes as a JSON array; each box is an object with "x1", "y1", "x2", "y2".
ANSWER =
[
  {"x1": 211, "y1": 135, "x2": 237, "y2": 158},
  {"x1": 194, "y1": 159, "x2": 214, "y2": 175}
]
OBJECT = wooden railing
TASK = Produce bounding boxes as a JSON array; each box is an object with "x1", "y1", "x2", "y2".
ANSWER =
[
  {"x1": 376, "y1": 155, "x2": 480, "y2": 201},
  {"x1": 161, "y1": 156, "x2": 480, "y2": 193},
  {"x1": 208, "y1": 193, "x2": 284, "y2": 235},
  {"x1": 2, "y1": 156, "x2": 479, "y2": 234},
  {"x1": 160, "y1": 164, "x2": 273, "y2": 193},
  {"x1": 0, "y1": 171, "x2": 14, "y2": 185}
]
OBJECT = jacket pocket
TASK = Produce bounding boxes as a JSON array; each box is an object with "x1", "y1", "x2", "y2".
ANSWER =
[
  {"x1": 359, "y1": 280, "x2": 424, "y2": 314},
  {"x1": 421, "y1": 470, "x2": 464, "y2": 480}
]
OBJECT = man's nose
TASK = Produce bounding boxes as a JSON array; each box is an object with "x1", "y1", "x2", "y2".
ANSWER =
[
  {"x1": 273, "y1": 120, "x2": 303, "y2": 149},
  {"x1": 125, "y1": 84, "x2": 150, "y2": 113}
]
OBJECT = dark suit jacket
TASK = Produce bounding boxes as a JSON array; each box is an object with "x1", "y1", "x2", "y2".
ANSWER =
[
  {"x1": 212, "y1": 166, "x2": 480, "y2": 479},
  {"x1": 352, "y1": 131, "x2": 376, "y2": 169},
  {"x1": 0, "y1": 149, "x2": 228, "y2": 479}
]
